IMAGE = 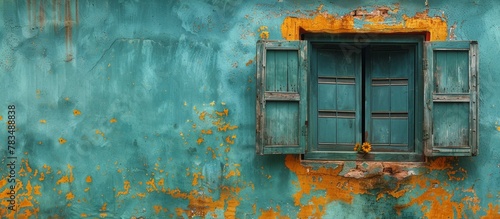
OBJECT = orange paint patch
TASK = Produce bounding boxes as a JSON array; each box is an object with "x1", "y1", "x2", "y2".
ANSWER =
[
  {"x1": 56, "y1": 164, "x2": 74, "y2": 184},
  {"x1": 197, "y1": 137, "x2": 204, "y2": 145},
  {"x1": 86, "y1": 175, "x2": 92, "y2": 183},
  {"x1": 225, "y1": 136, "x2": 235, "y2": 144},
  {"x1": 284, "y1": 155, "x2": 391, "y2": 218},
  {"x1": 245, "y1": 59, "x2": 254, "y2": 66},
  {"x1": 66, "y1": 192, "x2": 75, "y2": 200},
  {"x1": 216, "y1": 122, "x2": 238, "y2": 132},
  {"x1": 482, "y1": 203, "x2": 500, "y2": 219},
  {"x1": 428, "y1": 157, "x2": 455, "y2": 170},
  {"x1": 171, "y1": 186, "x2": 241, "y2": 218},
  {"x1": 116, "y1": 180, "x2": 131, "y2": 197},
  {"x1": 109, "y1": 118, "x2": 117, "y2": 123},
  {"x1": 199, "y1": 111, "x2": 207, "y2": 121},
  {"x1": 215, "y1": 108, "x2": 229, "y2": 117},
  {"x1": 58, "y1": 137, "x2": 67, "y2": 144},
  {"x1": 153, "y1": 205, "x2": 167, "y2": 214},
  {"x1": 281, "y1": 7, "x2": 447, "y2": 41},
  {"x1": 192, "y1": 173, "x2": 200, "y2": 186},
  {"x1": 201, "y1": 129, "x2": 213, "y2": 135},
  {"x1": 39, "y1": 119, "x2": 46, "y2": 124},
  {"x1": 73, "y1": 109, "x2": 81, "y2": 116},
  {"x1": 100, "y1": 203, "x2": 107, "y2": 212},
  {"x1": 146, "y1": 178, "x2": 158, "y2": 192}
]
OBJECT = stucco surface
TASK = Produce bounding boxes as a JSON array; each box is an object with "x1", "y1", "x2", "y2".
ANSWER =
[{"x1": 0, "y1": 0, "x2": 499, "y2": 218}]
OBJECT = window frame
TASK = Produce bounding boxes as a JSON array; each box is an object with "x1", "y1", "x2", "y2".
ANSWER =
[
  {"x1": 303, "y1": 34, "x2": 425, "y2": 161},
  {"x1": 255, "y1": 35, "x2": 479, "y2": 161}
]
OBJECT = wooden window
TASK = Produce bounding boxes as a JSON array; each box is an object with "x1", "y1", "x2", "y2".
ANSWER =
[{"x1": 256, "y1": 36, "x2": 479, "y2": 161}]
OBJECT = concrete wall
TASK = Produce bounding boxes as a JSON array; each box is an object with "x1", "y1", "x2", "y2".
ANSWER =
[{"x1": 0, "y1": 0, "x2": 499, "y2": 218}]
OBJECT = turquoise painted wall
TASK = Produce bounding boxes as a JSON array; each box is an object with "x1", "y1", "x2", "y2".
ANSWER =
[{"x1": 0, "y1": 0, "x2": 499, "y2": 218}]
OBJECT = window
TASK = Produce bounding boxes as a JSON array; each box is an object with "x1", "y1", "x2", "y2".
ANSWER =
[{"x1": 255, "y1": 35, "x2": 478, "y2": 161}]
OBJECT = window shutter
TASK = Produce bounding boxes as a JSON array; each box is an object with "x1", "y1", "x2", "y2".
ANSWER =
[
  {"x1": 256, "y1": 40, "x2": 308, "y2": 155},
  {"x1": 424, "y1": 41, "x2": 479, "y2": 156}
]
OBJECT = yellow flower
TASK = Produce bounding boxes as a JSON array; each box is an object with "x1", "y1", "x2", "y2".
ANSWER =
[
  {"x1": 354, "y1": 143, "x2": 361, "y2": 151},
  {"x1": 362, "y1": 142, "x2": 372, "y2": 153}
]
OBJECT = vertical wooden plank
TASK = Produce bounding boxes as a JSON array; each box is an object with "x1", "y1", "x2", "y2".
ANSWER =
[
  {"x1": 287, "y1": 50, "x2": 298, "y2": 92},
  {"x1": 275, "y1": 51, "x2": 288, "y2": 92},
  {"x1": 265, "y1": 50, "x2": 276, "y2": 92}
]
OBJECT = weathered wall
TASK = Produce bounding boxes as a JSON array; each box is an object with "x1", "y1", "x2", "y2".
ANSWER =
[{"x1": 0, "y1": 0, "x2": 499, "y2": 218}]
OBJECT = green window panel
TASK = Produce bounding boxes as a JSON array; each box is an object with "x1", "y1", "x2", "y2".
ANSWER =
[
  {"x1": 309, "y1": 46, "x2": 362, "y2": 153},
  {"x1": 365, "y1": 46, "x2": 415, "y2": 152},
  {"x1": 256, "y1": 40, "x2": 308, "y2": 155},
  {"x1": 424, "y1": 41, "x2": 479, "y2": 156}
]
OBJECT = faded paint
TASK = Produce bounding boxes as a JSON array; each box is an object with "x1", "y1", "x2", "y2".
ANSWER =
[{"x1": 1, "y1": 0, "x2": 499, "y2": 218}]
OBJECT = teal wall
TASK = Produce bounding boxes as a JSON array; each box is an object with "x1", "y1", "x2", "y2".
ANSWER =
[{"x1": 1, "y1": 0, "x2": 499, "y2": 218}]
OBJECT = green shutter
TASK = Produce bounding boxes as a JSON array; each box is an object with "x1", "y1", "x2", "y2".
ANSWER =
[
  {"x1": 309, "y1": 45, "x2": 362, "y2": 152},
  {"x1": 424, "y1": 41, "x2": 479, "y2": 156},
  {"x1": 256, "y1": 40, "x2": 308, "y2": 155},
  {"x1": 366, "y1": 46, "x2": 415, "y2": 152}
]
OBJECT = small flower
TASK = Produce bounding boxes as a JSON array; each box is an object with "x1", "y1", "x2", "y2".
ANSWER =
[
  {"x1": 354, "y1": 143, "x2": 361, "y2": 152},
  {"x1": 362, "y1": 142, "x2": 372, "y2": 153}
]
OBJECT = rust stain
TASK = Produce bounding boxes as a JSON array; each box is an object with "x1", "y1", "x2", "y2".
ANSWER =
[
  {"x1": 85, "y1": 175, "x2": 92, "y2": 183},
  {"x1": 110, "y1": 118, "x2": 117, "y2": 123},
  {"x1": 281, "y1": 6, "x2": 447, "y2": 41}
]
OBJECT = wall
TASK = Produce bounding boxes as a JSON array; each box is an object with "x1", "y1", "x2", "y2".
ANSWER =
[{"x1": 0, "y1": 0, "x2": 499, "y2": 218}]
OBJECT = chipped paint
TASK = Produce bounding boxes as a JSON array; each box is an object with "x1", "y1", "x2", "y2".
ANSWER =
[{"x1": 281, "y1": 7, "x2": 447, "y2": 41}]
